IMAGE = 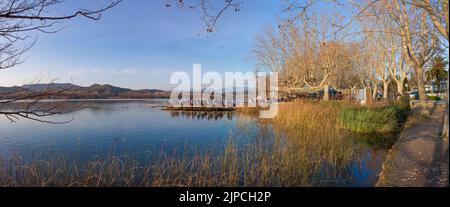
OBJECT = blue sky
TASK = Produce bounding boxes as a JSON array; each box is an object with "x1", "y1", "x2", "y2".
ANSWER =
[{"x1": 0, "y1": 0, "x2": 285, "y2": 90}]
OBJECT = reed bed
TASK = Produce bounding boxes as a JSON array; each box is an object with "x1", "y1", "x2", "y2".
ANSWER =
[{"x1": 338, "y1": 98, "x2": 410, "y2": 133}]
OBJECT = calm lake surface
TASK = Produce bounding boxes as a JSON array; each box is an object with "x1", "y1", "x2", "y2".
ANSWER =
[{"x1": 0, "y1": 99, "x2": 391, "y2": 186}]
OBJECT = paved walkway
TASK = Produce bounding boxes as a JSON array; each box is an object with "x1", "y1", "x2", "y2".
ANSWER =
[{"x1": 377, "y1": 102, "x2": 449, "y2": 187}]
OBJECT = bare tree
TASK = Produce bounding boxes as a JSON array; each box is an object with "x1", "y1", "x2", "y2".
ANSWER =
[
  {"x1": 253, "y1": 27, "x2": 285, "y2": 74},
  {"x1": 285, "y1": 0, "x2": 445, "y2": 101},
  {"x1": 360, "y1": 4, "x2": 408, "y2": 99},
  {"x1": 0, "y1": 0, "x2": 120, "y2": 122},
  {"x1": 404, "y1": 0, "x2": 448, "y2": 41},
  {"x1": 391, "y1": 0, "x2": 439, "y2": 100},
  {"x1": 284, "y1": 0, "x2": 448, "y2": 42},
  {"x1": 359, "y1": 27, "x2": 382, "y2": 99},
  {"x1": 380, "y1": 16, "x2": 411, "y2": 95},
  {"x1": 164, "y1": 0, "x2": 241, "y2": 32},
  {"x1": 254, "y1": 12, "x2": 359, "y2": 90}
]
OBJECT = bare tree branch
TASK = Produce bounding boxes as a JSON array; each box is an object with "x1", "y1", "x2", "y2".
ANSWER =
[
  {"x1": 165, "y1": 0, "x2": 241, "y2": 32},
  {"x1": 1, "y1": 0, "x2": 121, "y2": 69},
  {"x1": 1, "y1": 0, "x2": 120, "y2": 123}
]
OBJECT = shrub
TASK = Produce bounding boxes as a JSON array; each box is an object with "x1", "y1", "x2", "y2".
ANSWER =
[
  {"x1": 338, "y1": 97, "x2": 410, "y2": 133},
  {"x1": 427, "y1": 95, "x2": 442, "y2": 101}
]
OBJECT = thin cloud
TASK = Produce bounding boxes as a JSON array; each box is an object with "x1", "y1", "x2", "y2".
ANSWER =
[{"x1": 66, "y1": 68, "x2": 137, "y2": 77}]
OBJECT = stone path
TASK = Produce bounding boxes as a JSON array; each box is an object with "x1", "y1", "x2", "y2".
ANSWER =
[{"x1": 377, "y1": 102, "x2": 449, "y2": 187}]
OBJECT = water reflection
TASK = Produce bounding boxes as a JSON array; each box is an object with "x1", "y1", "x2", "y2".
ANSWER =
[{"x1": 350, "y1": 132, "x2": 398, "y2": 150}]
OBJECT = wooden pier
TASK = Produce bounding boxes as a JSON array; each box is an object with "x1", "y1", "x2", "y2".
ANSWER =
[{"x1": 162, "y1": 106, "x2": 236, "y2": 111}]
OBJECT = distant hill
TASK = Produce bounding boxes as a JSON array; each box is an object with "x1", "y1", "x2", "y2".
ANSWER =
[
  {"x1": 0, "y1": 86, "x2": 27, "y2": 94},
  {"x1": 22, "y1": 83, "x2": 82, "y2": 92},
  {"x1": 87, "y1": 84, "x2": 132, "y2": 94},
  {"x1": 0, "y1": 83, "x2": 170, "y2": 99}
]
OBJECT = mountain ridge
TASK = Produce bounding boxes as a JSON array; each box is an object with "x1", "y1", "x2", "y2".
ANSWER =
[{"x1": 0, "y1": 83, "x2": 170, "y2": 99}]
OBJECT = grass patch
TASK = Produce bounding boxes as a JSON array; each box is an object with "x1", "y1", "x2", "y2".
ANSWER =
[
  {"x1": 338, "y1": 97, "x2": 410, "y2": 133},
  {"x1": 427, "y1": 95, "x2": 442, "y2": 101}
]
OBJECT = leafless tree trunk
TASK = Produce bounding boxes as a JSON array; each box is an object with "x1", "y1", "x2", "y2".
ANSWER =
[{"x1": 383, "y1": 79, "x2": 391, "y2": 99}]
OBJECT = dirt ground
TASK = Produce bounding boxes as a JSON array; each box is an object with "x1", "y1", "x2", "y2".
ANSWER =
[{"x1": 376, "y1": 102, "x2": 449, "y2": 187}]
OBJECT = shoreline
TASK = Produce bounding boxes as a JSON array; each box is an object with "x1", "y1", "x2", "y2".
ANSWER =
[{"x1": 377, "y1": 102, "x2": 449, "y2": 187}]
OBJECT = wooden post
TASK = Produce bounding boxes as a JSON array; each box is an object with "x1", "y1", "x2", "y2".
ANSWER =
[{"x1": 323, "y1": 85, "x2": 329, "y2": 101}]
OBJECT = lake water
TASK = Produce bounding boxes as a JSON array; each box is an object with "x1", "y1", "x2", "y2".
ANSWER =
[{"x1": 0, "y1": 99, "x2": 391, "y2": 186}]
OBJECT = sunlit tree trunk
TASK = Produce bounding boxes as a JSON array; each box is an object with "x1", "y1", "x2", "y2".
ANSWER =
[
  {"x1": 396, "y1": 79, "x2": 404, "y2": 95},
  {"x1": 383, "y1": 80, "x2": 390, "y2": 99},
  {"x1": 372, "y1": 83, "x2": 378, "y2": 99},
  {"x1": 414, "y1": 65, "x2": 428, "y2": 100}
]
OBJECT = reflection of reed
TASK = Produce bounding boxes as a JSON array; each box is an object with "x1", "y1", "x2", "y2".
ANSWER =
[{"x1": 168, "y1": 110, "x2": 234, "y2": 120}]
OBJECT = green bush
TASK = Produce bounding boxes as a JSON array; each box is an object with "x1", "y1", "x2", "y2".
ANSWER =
[
  {"x1": 338, "y1": 97, "x2": 410, "y2": 133},
  {"x1": 427, "y1": 95, "x2": 442, "y2": 101}
]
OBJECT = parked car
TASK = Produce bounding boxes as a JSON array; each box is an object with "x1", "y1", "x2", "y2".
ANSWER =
[
  {"x1": 313, "y1": 87, "x2": 342, "y2": 99},
  {"x1": 409, "y1": 90, "x2": 419, "y2": 100}
]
